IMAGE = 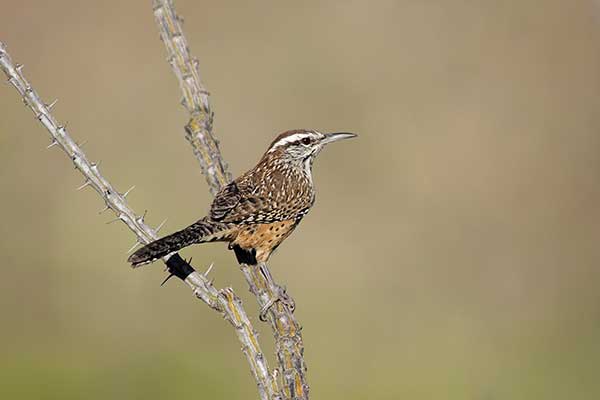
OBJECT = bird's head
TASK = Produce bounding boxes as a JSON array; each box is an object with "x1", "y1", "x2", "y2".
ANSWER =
[{"x1": 265, "y1": 129, "x2": 356, "y2": 165}]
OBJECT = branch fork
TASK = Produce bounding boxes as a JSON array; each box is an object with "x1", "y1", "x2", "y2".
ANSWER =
[{"x1": 1, "y1": 0, "x2": 310, "y2": 398}]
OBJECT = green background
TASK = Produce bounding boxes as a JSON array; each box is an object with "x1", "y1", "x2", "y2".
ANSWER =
[{"x1": 2, "y1": 1, "x2": 600, "y2": 399}]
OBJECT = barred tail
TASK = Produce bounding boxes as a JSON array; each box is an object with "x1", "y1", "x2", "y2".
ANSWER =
[{"x1": 127, "y1": 217, "x2": 232, "y2": 267}]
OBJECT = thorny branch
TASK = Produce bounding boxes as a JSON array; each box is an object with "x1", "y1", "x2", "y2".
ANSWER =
[
  {"x1": 152, "y1": 1, "x2": 309, "y2": 398},
  {"x1": 0, "y1": 42, "x2": 280, "y2": 400},
  {"x1": 152, "y1": 0, "x2": 231, "y2": 195}
]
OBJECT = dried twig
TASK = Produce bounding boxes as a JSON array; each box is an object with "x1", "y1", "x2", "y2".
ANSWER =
[
  {"x1": 152, "y1": 1, "x2": 309, "y2": 398},
  {"x1": 241, "y1": 263, "x2": 309, "y2": 399},
  {"x1": 0, "y1": 41, "x2": 279, "y2": 400},
  {"x1": 152, "y1": 0, "x2": 231, "y2": 195}
]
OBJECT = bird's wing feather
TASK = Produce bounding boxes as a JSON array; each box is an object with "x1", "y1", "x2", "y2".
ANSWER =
[
  {"x1": 210, "y1": 178, "x2": 302, "y2": 224},
  {"x1": 210, "y1": 168, "x2": 312, "y2": 223},
  {"x1": 209, "y1": 178, "x2": 271, "y2": 223},
  {"x1": 209, "y1": 180, "x2": 244, "y2": 221}
]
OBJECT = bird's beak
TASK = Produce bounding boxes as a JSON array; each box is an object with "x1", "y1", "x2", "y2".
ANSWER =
[{"x1": 322, "y1": 132, "x2": 358, "y2": 144}]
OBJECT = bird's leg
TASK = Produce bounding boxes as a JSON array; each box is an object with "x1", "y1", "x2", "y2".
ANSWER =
[
  {"x1": 258, "y1": 263, "x2": 295, "y2": 321},
  {"x1": 232, "y1": 244, "x2": 258, "y2": 265}
]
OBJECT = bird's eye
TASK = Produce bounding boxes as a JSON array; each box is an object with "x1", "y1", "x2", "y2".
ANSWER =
[{"x1": 301, "y1": 137, "x2": 311, "y2": 145}]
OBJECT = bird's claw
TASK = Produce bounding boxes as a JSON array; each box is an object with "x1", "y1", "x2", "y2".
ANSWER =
[
  {"x1": 259, "y1": 297, "x2": 276, "y2": 322},
  {"x1": 259, "y1": 283, "x2": 295, "y2": 321}
]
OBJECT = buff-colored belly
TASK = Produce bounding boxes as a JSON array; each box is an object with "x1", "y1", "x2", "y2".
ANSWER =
[{"x1": 233, "y1": 220, "x2": 298, "y2": 262}]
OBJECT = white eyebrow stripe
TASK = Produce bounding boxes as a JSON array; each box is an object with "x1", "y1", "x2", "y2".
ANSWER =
[{"x1": 268, "y1": 132, "x2": 316, "y2": 152}]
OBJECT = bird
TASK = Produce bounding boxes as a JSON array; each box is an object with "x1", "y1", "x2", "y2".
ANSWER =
[{"x1": 128, "y1": 129, "x2": 356, "y2": 267}]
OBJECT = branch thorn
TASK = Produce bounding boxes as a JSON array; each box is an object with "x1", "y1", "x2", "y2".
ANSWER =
[
  {"x1": 76, "y1": 179, "x2": 91, "y2": 191},
  {"x1": 46, "y1": 99, "x2": 58, "y2": 110},
  {"x1": 122, "y1": 185, "x2": 135, "y2": 198},
  {"x1": 155, "y1": 218, "x2": 168, "y2": 233},
  {"x1": 105, "y1": 216, "x2": 121, "y2": 225},
  {"x1": 136, "y1": 210, "x2": 148, "y2": 224},
  {"x1": 46, "y1": 140, "x2": 58, "y2": 149},
  {"x1": 160, "y1": 273, "x2": 176, "y2": 286},
  {"x1": 127, "y1": 240, "x2": 140, "y2": 254},
  {"x1": 98, "y1": 204, "x2": 110, "y2": 214},
  {"x1": 203, "y1": 262, "x2": 214, "y2": 277}
]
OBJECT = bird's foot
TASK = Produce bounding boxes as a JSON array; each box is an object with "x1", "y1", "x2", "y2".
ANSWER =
[{"x1": 259, "y1": 283, "x2": 295, "y2": 322}]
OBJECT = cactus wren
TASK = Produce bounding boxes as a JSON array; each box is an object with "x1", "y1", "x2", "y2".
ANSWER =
[{"x1": 128, "y1": 129, "x2": 356, "y2": 267}]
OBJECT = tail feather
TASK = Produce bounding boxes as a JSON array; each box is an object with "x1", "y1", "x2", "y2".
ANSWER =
[{"x1": 128, "y1": 217, "x2": 232, "y2": 267}]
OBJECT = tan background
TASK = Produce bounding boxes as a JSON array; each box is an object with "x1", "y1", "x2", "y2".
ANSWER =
[{"x1": 2, "y1": 1, "x2": 600, "y2": 399}]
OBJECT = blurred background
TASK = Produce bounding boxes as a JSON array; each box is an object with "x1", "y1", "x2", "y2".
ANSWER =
[{"x1": 2, "y1": 1, "x2": 600, "y2": 399}]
